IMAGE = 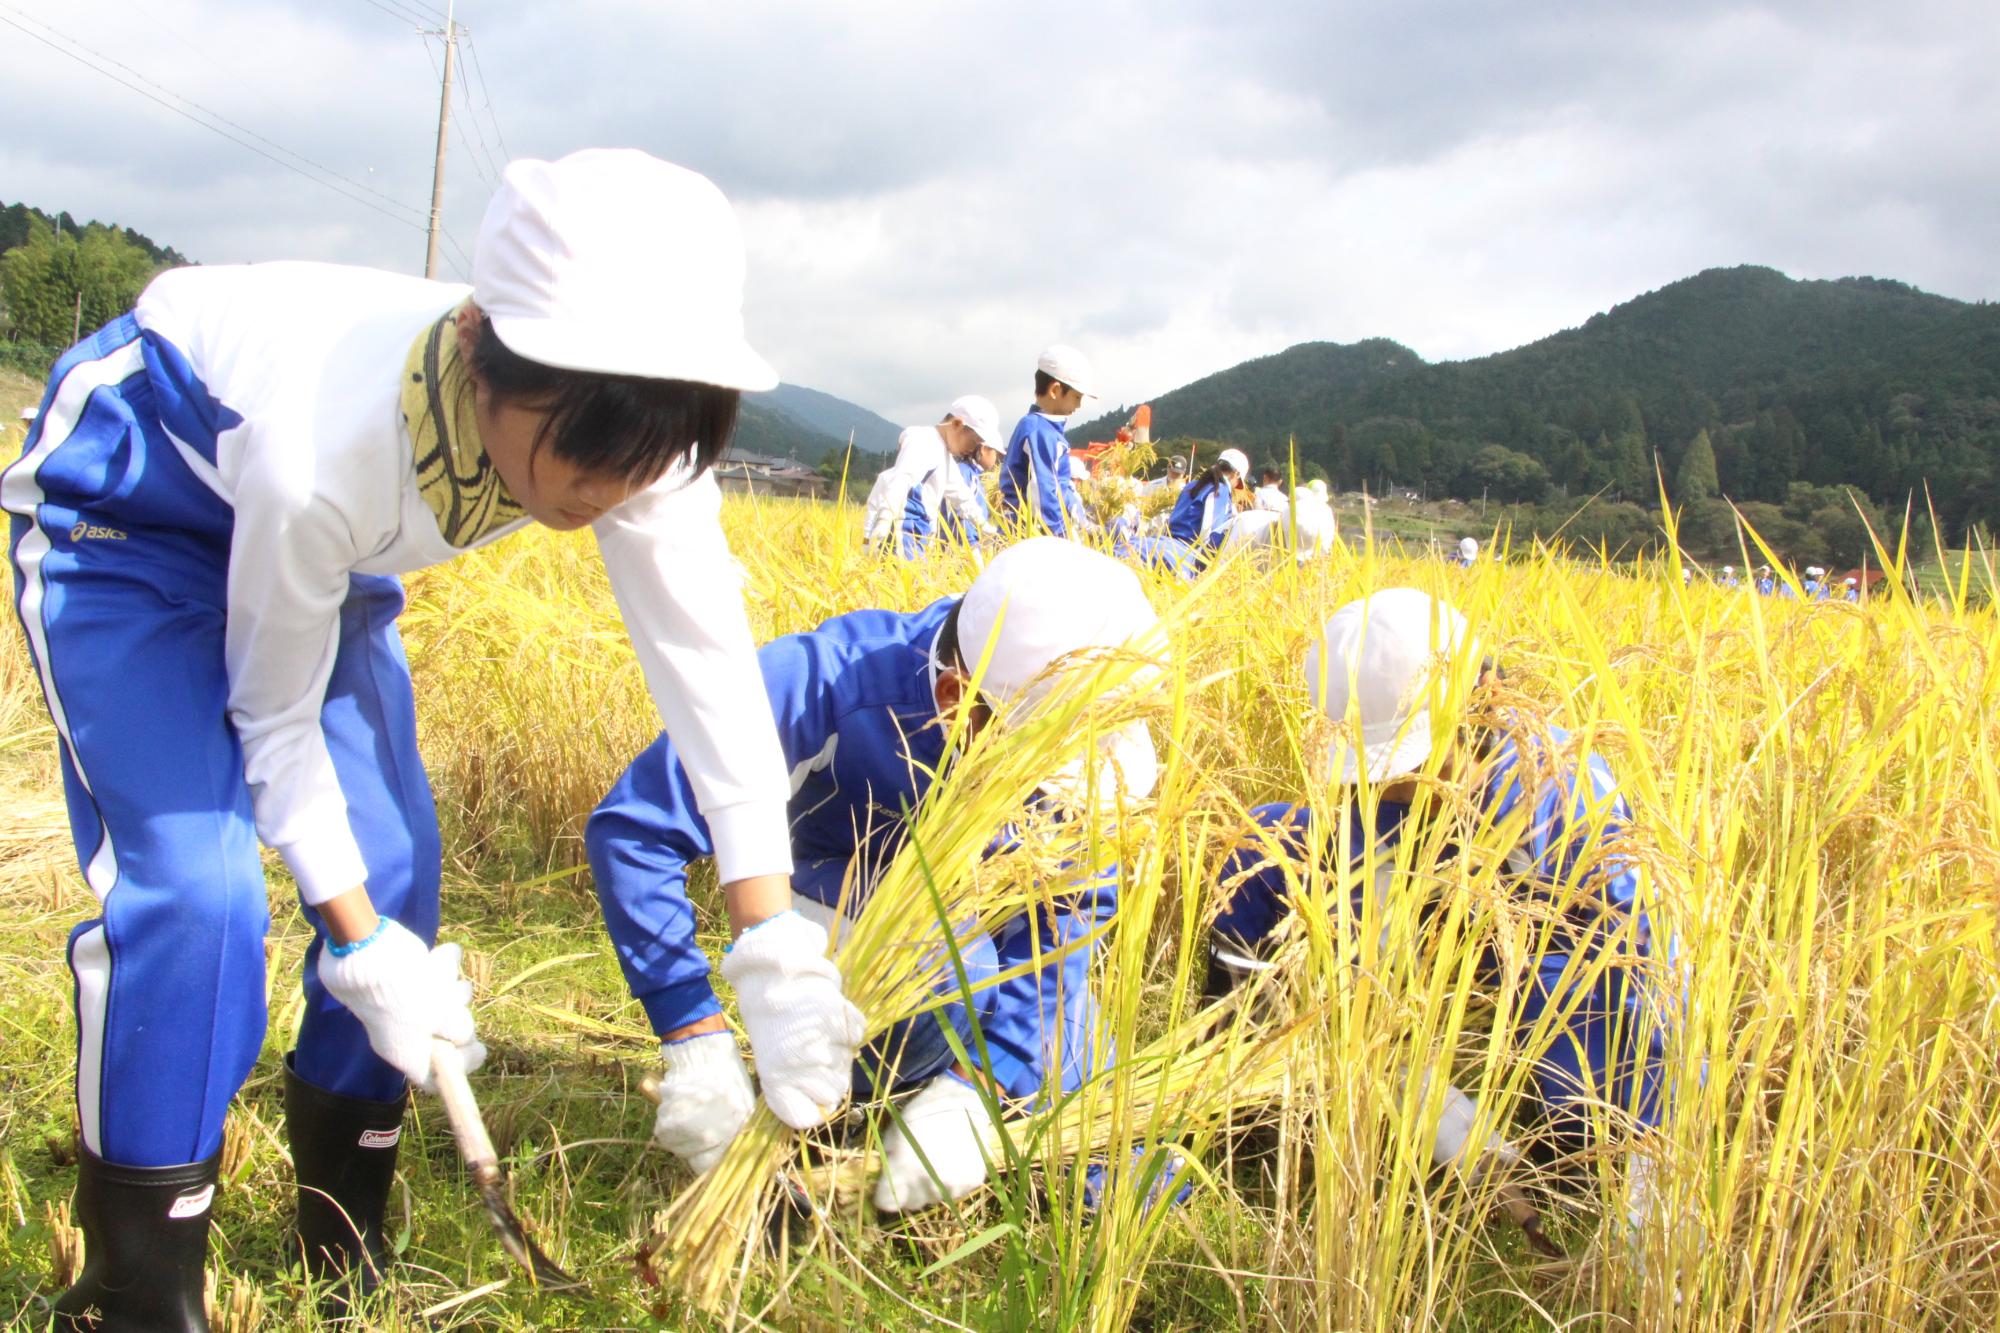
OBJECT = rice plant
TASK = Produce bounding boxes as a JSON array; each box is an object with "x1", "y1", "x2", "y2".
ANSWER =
[{"x1": 0, "y1": 491, "x2": 1994, "y2": 1330}]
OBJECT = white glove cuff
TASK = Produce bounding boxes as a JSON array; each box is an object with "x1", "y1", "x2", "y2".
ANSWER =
[
  {"x1": 661, "y1": 1030, "x2": 746, "y2": 1077},
  {"x1": 719, "y1": 911, "x2": 830, "y2": 984}
]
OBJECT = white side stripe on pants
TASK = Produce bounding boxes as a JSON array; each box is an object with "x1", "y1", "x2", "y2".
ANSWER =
[
  {"x1": 71, "y1": 925, "x2": 112, "y2": 1155},
  {"x1": 0, "y1": 338, "x2": 148, "y2": 901}
]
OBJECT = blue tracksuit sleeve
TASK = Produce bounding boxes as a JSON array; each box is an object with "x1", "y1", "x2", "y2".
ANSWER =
[
  {"x1": 585, "y1": 732, "x2": 723, "y2": 1037},
  {"x1": 969, "y1": 809, "x2": 1121, "y2": 1099},
  {"x1": 1212, "y1": 803, "x2": 1312, "y2": 947}
]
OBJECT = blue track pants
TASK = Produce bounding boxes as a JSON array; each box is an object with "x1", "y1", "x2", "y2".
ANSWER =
[{"x1": 3, "y1": 317, "x2": 440, "y2": 1168}]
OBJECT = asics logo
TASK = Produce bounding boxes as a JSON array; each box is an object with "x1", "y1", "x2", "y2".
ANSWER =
[
  {"x1": 167, "y1": 1185, "x2": 215, "y2": 1220},
  {"x1": 69, "y1": 521, "x2": 127, "y2": 542}
]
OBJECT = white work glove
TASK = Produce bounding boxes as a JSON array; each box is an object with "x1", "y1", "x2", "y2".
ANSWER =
[
  {"x1": 873, "y1": 1074, "x2": 999, "y2": 1214},
  {"x1": 652, "y1": 1032, "x2": 756, "y2": 1175},
  {"x1": 720, "y1": 912, "x2": 866, "y2": 1130},
  {"x1": 318, "y1": 921, "x2": 485, "y2": 1093}
]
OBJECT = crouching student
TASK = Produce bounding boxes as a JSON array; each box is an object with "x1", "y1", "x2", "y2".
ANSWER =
[
  {"x1": 1130, "y1": 448, "x2": 1248, "y2": 578},
  {"x1": 861, "y1": 396, "x2": 1002, "y2": 557},
  {"x1": 587, "y1": 538, "x2": 1164, "y2": 1214},
  {"x1": 1204, "y1": 589, "x2": 1675, "y2": 1238},
  {"x1": 4, "y1": 151, "x2": 800, "y2": 1328}
]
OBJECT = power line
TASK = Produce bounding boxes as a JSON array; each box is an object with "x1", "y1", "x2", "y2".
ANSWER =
[
  {"x1": 354, "y1": 0, "x2": 436, "y2": 28},
  {"x1": 460, "y1": 31, "x2": 513, "y2": 163},
  {"x1": 0, "y1": 7, "x2": 432, "y2": 234}
]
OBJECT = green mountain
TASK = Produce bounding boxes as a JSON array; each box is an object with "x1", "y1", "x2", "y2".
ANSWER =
[
  {"x1": 1074, "y1": 266, "x2": 2000, "y2": 543},
  {"x1": 758, "y1": 382, "x2": 902, "y2": 454},
  {"x1": 732, "y1": 399, "x2": 844, "y2": 462}
]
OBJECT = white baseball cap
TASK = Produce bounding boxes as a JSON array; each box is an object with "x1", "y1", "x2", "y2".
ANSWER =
[
  {"x1": 1304, "y1": 588, "x2": 1477, "y2": 783},
  {"x1": 1036, "y1": 343, "x2": 1099, "y2": 399},
  {"x1": 1458, "y1": 536, "x2": 1478, "y2": 561},
  {"x1": 473, "y1": 148, "x2": 778, "y2": 390},
  {"x1": 1723, "y1": 565, "x2": 1735, "y2": 575},
  {"x1": 954, "y1": 538, "x2": 1165, "y2": 801},
  {"x1": 1216, "y1": 448, "x2": 1250, "y2": 478},
  {"x1": 1305, "y1": 478, "x2": 1329, "y2": 500},
  {"x1": 1806, "y1": 566, "x2": 1825, "y2": 578},
  {"x1": 17, "y1": 406, "x2": 36, "y2": 422},
  {"x1": 947, "y1": 394, "x2": 1002, "y2": 447}
]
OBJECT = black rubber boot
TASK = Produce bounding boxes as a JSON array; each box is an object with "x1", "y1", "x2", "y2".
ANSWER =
[
  {"x1": 52, "y1": 1143, "x2": 218, "y2": 1331},
  {"x1": 283, "y1": 1054, "x2": 408, "y2": 1314}
]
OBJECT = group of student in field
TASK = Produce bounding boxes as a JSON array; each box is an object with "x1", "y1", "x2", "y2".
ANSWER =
[{"x1": 4, "y1": 152, "x2": 1674, "y2": 1329}]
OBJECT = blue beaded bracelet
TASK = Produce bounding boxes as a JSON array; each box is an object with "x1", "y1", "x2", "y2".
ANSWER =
[{"x1": 327, "y1": 918, "x2": 389, "y2": 958}]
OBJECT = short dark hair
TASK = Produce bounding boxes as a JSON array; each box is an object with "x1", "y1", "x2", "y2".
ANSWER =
[
  {"x1": 463, "y1": 314, "x2": 740, "y2": 487},
  {"x1": 936, "y1": 599, "x2": 966, "y2": 673},
  {"x1": 1259, "y1": 467, "x2": 1283, "y2": 485},
  {"x1": 1034, "y1": 369, "x2": 1072, "y2": 398}
]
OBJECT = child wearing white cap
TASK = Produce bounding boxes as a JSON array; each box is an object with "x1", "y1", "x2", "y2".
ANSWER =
[
  {"x1": 860, "y1": 395, "x2": 1002, "y2": 557},
  {"x1": 1130, "y1": 447, "x2": 1249, "y2": 577},
  {"x1": 1206, "y1": 589, "x2": 1675, "y2": 1251},
  {"x1": 587, "y1": 538, "x2": 1165, "y2": 1213},
  {"x1": 997, "y1": 344, "x2": 1097, "y2": 537},
  {"x1": 4, "y1": 149, "x2": 799, "y2": 1322}
]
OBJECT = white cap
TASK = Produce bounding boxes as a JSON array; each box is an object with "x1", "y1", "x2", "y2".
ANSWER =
[
  {"x1": 1305, "y1": 478, "x2": 1329, "y2": 500},
  {"x1": 473, "y1": 149, "x2": 777, "y2": 390},
  {"x1": 947, "y1": 394, "x2": 1001, "y2": 447},
  {"x1": 955, "y1": 538, "x2": 1164, "y2": 801},
  {"x1": 1458, "y1": 536, "x2": 1478, "y2": 561},
  {"x1": 1216, "y1": 448, "x2": 1250, "y2": 478},
  {"x1": 1304, "y1": 588, "x2": 1477, "y2": 783},
  {"x1": 1723, "y1": 565, "x2": 1735, "y2": 574},
  {"x1": 1844, "y1": 576, "x2": 1857, "y2": 586},
  {"x1": 1806, "y1": 566, "x2": 1825, "y2": 578},
  {"x1": 17, "y1": 406, "x2": 36, "y2": 422},
  {"x1": 1036, "y1": 343, "x2": 1099, "y2": 399}
]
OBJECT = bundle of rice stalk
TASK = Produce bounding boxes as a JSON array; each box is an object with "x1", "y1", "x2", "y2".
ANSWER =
[
  {"x1": 764, "y1": 999, "x2": 1316, "y2": 1202},
  {"x1": 657, "y1": 618, "x2": 1178, "y2": 1312}
]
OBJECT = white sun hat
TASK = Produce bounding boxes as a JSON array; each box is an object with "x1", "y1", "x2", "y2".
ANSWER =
[
  {"x1": 953, "y1": 537, "x2": 1165, "y2": 801},
  {"x1": 1216, "y1": 448, "x2": 1250, "y2": 479},
  {"x1": 947, "y1": 394, "x2": 1002, "y2": 447},
  {"x1": 1304, "y1": 587, "x2": 1478, "y2": 783},
  {"x1": 1458, "y1": 536, "x2": 1479, "y2": 562},
  {"x1": 1304, "y1": 478, "x2": 1329, "y2": 500},
  {"x1": 473, "y1": 148, "x2": 778, "y2": 390},
  {"x1": 1035, "y1": 343, "x2": 1099, "y2": 399}
]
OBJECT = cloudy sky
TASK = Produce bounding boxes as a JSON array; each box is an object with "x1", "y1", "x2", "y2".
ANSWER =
[{"x1": 5, "y1": 0, "x2": 1997, "y2": 422}]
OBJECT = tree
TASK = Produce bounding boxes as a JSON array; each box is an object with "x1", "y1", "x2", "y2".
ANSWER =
[
  {"x1": 0, "y1": 220, "x2": 158, "y2": 346},
  {"x1": 1461, "y1": 444, "x2": 1550, "y2": 504},
  {"x1": 1675, "y1": 429, "x2": 1719, "y2": 503}
]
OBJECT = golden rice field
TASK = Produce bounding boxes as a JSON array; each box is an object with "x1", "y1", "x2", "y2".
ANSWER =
[{"x1": 1, "y1": 488, "x2": 1997, "y2": 1331}]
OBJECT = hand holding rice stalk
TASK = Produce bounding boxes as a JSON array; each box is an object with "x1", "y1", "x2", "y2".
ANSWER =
[{"x1": 657, "y1": 539, "x2": 1180, "y2": 1310}]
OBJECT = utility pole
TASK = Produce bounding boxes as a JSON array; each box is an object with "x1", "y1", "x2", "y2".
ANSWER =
[
  {"x1": 423, "y1": 0, "x2": 457, "y2": 280},
  {"x1": 72, "y1": 290, "x2": 84, "y2": 345}
]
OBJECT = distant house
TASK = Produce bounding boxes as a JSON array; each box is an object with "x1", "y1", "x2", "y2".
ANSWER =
[{"x1": 714, "y1": 447, "x2": 830, "y2": 500}]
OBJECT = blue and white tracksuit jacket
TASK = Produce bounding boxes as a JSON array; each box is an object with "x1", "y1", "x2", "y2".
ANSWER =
[
  {"x1": 941, "y1": 459, "x2": 989, "y2": 549},
  {"x1": 1212, "y1": 725, "x2": 1670, "y2": 1137},
  {"x1": 1130, "y1": 479, "x2": 1232, "y2": 578},
  {"x1": 861, "y1": 426, "x2": 989, "y2": 559},
  {"x1": 1, "y1": 263, "x2": 792, "y2": 1169},
  {"x1": 587, "y1": 597, "x2": 1113, "y2": 1100},
  {"x1": 997, "y1": 410, "x2": 1084, "y2": 537}
]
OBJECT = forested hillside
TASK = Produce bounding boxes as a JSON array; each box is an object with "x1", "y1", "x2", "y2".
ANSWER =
[{"x1": 1078, "y1": 267, "x2": 2000, "y2": 547}]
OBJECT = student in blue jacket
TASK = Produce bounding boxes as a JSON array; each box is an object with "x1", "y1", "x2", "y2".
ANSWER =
[
  {"x1": 1131, "y1": 449, "x2": 1248, "y2": 578},
  {"x1": 4, "y1": 152, "x2": 802, "y2": 1327},
  {"x1": 998, "y1": 345, "x2": 1096, "y2": 536},
  {"x1": 1204, "y1": 589, "x2": 1675, "y2": 1238},
  {"x1": 587, "y1": 539, "x2": 1164, "y2": 1213}
]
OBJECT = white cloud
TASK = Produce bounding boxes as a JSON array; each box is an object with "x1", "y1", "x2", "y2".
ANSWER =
[{"x1": 4, "y1": 0, "x2": 1995, "y2": 427}]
